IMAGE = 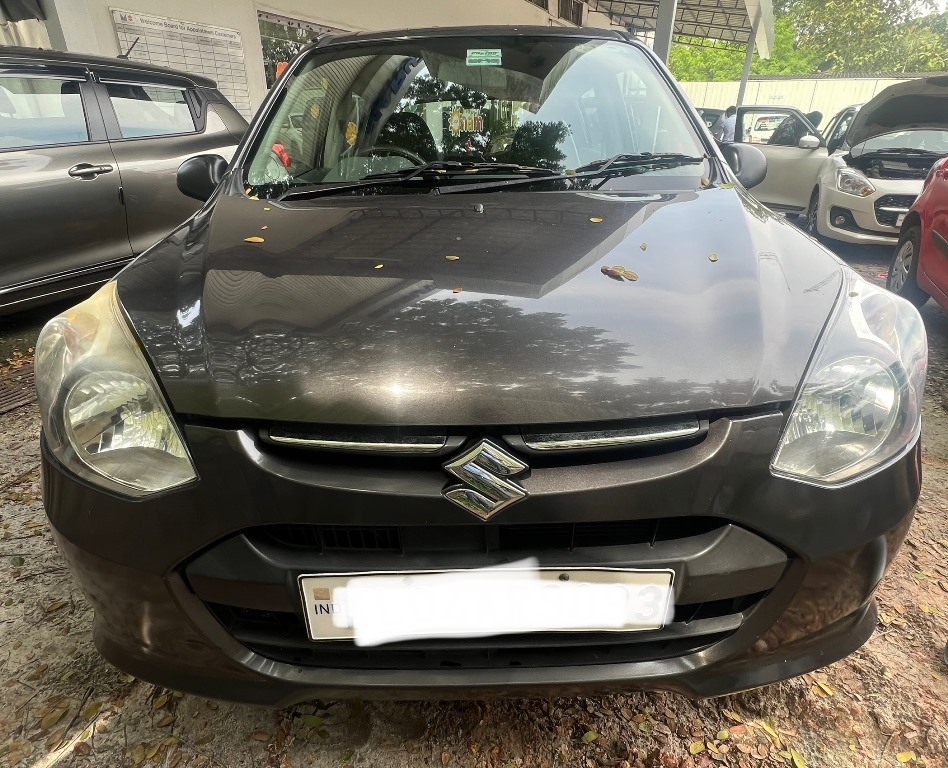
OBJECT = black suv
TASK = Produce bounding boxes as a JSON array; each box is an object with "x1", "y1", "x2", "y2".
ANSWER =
[
  {"x1": 0, "y1": 47, "x2": 247, "y2": 313},
  {"x1": 35, "y1": 27, "x2": 926, "y2": 703}
]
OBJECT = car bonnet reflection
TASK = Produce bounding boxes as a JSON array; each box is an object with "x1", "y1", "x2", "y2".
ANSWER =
[{"x1": 118, "y1": 189, "x2": 843, "y2": 426}]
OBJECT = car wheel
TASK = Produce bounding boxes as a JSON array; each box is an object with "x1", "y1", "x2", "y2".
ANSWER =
[
  {"x1": 886, "y1": 226, "x2": 929, "y2": 308},
  {"x1": 804, "y1": 190, "x2": 822, "y2": 239}
]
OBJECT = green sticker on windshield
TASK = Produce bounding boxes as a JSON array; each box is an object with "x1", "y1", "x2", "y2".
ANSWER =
[{"x1": 467, "y1": 49, "x2": 502, "y2": 67}]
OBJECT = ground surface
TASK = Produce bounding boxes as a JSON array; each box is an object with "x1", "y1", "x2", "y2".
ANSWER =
[{"x1": 0, "y1": 243, "x2": 946, "y2": 768}]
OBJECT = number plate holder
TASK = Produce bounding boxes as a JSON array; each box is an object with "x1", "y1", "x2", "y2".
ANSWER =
[{"x1": 299, "y1": 566, "x2": 675, "y2": 645}]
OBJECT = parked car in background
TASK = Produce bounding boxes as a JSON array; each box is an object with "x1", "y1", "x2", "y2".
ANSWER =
[
  {"x1": 804, "y1": 78, "x2": 948, "y2": 246},
  {"x1": 888, "y1": 155, "x2": 948, "y2": 309},
  {"x1": 744, "y1": 113, "x2": 785, "y2": 144},
  {"x1": 732, "y1": 105, "x2": 828, "y2": 215},
  {"x1": 0, "y1": 47, "x2": 248, "y2": 314},
  {"x1": 696, "y1": 106, "x2": 723, "y2": 130},
  {"x1": 732, "y1": 80, "x2": 948, "y2": 246},
  {"x1": 34, "y1": 26, "x2": 928, "y2": 704}
]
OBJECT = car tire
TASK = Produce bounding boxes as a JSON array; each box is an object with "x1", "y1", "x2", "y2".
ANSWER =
[
  {"x1": 886, "y1": 226, "x2": 929, "y2": 308},
  {"x1": 804, "y1": 189, "x2": 823, "y2": 240}
]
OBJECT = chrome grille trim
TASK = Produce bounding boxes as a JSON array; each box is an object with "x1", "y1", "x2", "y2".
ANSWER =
[
  {"x1": 521, "y1": 419, "x2": 702, "y2": 451},
  {"x1": 268, "y1": 431, "x2": 447, "y2": 453}
]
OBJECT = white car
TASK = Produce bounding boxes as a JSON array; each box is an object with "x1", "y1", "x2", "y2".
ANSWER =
[{"x1": 735, "y1": 77, "x2": 948, "y2": 246}]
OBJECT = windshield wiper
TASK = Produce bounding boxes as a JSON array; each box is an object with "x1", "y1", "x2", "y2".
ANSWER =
[
  {"x1": 277, "y1": 161, "x2": 556, "y2": 201},
  {"x1": 436, "y1": 153, "x2": 706, "y2": 195},
  {"x1": 363, "y1": 161, "x2": 556, "y2": 180}
]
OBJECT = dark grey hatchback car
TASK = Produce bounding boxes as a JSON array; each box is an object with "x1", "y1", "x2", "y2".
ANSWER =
[
  {"x1": 0, "y1": 47, "x2": 247, "y2": 313},
  {"x1": 35, "y1": 27, "x2": 927, "y2": 704}
]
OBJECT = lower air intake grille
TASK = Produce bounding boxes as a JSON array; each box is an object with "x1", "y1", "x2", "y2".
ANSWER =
[
  {"x1": 875, "y1": 195, "x2": 916, "y2": 227},
  {"x1": 204, "y1": 592, "x2": 766, "y2": 670}
]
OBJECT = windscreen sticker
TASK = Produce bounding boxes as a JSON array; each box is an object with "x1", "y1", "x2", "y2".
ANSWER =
[
  {"x1": 448, "y1": 108, "x2": 486, "y2": 136},
  {"x1": 467, "y1": 49, "x2": 503, "y2": 67}
]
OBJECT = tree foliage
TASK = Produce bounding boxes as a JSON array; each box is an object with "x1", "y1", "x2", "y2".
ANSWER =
[
  {"x1": 669, "y1": 17, "x2": 821, "y2": 81},
  {"x1": 790, "y1": 0, "x2": 943, "y2": 71},
  {"x1": 259, "y1": 21, "x2": 310, "y2": 87},
  {"x1": 669, "y1": 1, "x2": 948, "y2": 81}
]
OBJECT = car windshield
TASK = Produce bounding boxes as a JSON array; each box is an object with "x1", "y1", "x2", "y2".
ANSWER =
[
  {"x1": 243, "y1": 36, "x2": 707, "y2": 198},
  {"x1": 853, "y1": 129, "x2": 948, "y2": 155}
]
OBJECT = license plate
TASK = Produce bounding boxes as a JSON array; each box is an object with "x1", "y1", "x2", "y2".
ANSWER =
[
  {"x1": 896, "y1": 213, "x2": 906, "y2": 227},
  {"x1": 299, "y1": 566, "x2": 674, "y2": 646}
]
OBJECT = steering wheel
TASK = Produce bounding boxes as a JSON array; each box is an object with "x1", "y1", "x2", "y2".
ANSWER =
[{"x1": 356, "y1": 146, "x2": 428, "y2": 166}]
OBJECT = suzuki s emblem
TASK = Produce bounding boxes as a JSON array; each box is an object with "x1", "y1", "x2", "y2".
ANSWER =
[{"x1": 442, "y1": 439, "x2": 529, "y2": 519}]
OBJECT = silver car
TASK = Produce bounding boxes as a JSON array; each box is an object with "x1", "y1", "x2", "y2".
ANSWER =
[{"x1": 0, "y1": 47, "x2": 248, "y2": 314}]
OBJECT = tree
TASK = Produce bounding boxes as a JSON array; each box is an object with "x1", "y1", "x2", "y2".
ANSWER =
[
  {"x1": 669, "y1": 17, "x2": 822, "y2": 82},
  {"x1": 259, "y1": 20, "x2": 311, "y2": 87},
  {"x1": 788, "y1": 0, "x2": 940, "y2": 71},
  {"x1": 668, "y1": 1, "x2": 948, "y2": 81}
]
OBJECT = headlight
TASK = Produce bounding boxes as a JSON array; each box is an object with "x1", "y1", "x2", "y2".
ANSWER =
[
  {"x1": 836, "y1": 169, "x2": 875, "y2": 197},
  {"x1": 772, "y1": 275, "x2": 926, "y2": 486},
  {"x1": 35, "y1": 282, "x2": 197, "y2": 496}
]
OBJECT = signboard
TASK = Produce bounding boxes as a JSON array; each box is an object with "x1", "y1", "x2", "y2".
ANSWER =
[{"x1": 110, "y1": 9, "x2": 252, "y2": 118}]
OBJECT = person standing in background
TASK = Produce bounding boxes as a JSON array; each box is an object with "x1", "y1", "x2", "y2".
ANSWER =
[{"x1": 712, "y1": 106, "x2": 737, "y2": 143}]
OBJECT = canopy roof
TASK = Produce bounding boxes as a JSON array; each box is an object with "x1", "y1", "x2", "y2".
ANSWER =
[{"x1": 589, "y1": 0, "x2": 774, "y2": 58}]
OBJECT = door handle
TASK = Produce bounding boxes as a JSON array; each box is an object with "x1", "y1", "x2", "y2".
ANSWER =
[{"x1": 68, "y1": 163, "x2": 114, "y2": 179}]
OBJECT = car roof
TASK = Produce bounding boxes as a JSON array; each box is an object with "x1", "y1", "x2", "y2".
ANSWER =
[
  {"x1": 303, "y1": 25, "x2": 630, "y2": 56},
  {"x1": 0, "y1": 46, "x2": 217, "y2": 88},
  {"x1": 318, "y1": 25, "x2": 627, "y2": 44}
]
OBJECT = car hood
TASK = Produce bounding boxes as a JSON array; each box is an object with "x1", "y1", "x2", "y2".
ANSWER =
[
  {"x1": 846, "y1": 75, "x2": 948, "y2": 148},
  {"x1": 117, "y1": 189, "x2": 844, "y2": 426}
]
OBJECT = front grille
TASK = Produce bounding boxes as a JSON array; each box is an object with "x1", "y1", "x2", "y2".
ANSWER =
[
  {"x1": 250, "y1": 517, "x2": 723, "y2": 555},
  {"x1": 263, "y1": 525, "x2": 402, "y2": 552},
  {"x1": 875, "y1": 195, "x2": 916, "y2": 227},
  {"x1": 205, "y1": 592, "x2": 766, "y2": 670}
]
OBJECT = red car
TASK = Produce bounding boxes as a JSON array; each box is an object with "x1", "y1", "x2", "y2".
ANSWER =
[{"x1": 888, "y1": 156, "x2": 948, "y2": 308}]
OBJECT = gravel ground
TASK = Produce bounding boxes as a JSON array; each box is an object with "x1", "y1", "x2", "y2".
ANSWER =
[{"x1": 0, "y1": 242, "x2": 946, "y2": 768}]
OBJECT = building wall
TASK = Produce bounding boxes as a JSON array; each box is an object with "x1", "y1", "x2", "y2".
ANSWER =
[
  {"x1": 260, "y1": 0, "x2": 619, "y2": 32},
  {"x1": 680, "y1": 77, "x2": 916, "y2": 125},
  {"x1": 36, "y1": 0, "x2": 621, "y2": 115},
  {"x1": 40, "y1": 0, "x2": 270, "y2": 114}
]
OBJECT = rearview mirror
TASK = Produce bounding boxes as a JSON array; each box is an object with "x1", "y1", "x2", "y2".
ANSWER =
[
  {"x1": 177, "y1": 154, "x2": 228, "y2": 202},
  {"x1": 718, "y1": 143, "x2": 767, "y2": 189},
  {"x1": 798, "y1": 135, "x2": 821, "y2": 150}
]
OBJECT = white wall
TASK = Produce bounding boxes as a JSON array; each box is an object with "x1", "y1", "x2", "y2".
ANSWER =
[{"x1": 680, "y1": 77, "x2": 916, "y2": 125}]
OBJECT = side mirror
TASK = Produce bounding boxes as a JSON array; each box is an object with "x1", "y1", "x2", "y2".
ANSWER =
[
  {"x1": 798, "y1": 135, "x2": 821, "y2": 150},
  {"x1": 177, "y1": 154, "x2": 228, "y2": 201},
  {"x1": 719, "y1": 143, "x2": 767, "y2": 189}
]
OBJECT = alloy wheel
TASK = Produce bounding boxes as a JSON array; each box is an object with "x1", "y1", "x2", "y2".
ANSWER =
[
  {"x1": 890, "y1": 240, "x2": 913, "y2": 293},
  {"x1": 806, "y1": 193, "x2": 819, "y2": 235}
]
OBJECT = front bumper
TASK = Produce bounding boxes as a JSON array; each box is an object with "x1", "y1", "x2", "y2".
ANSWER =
[
  {"x1": 42, "y1": 412, "x2": 920, "y2": 703},
  {"x1": 818, "y1": 186, "x2": 918, "y2": 245},
  {"x1": 818, "y1": 188, "x2": 897, "y2": 245}
]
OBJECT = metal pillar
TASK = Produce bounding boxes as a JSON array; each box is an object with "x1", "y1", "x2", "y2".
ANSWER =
[
  {"x1": 736, "y1": 11, "x2": 761, "y2": 106},
  {"x1": 652, "y1": 0, "x2": 678, "y2": 63},
  {"x1": 38, "y1": 0, "x2": 101, "y2": 54}
]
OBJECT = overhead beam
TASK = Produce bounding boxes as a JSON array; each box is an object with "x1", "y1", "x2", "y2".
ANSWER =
[{"x1": 586, "y1": 0, "x2": 773, "y2": 58}]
